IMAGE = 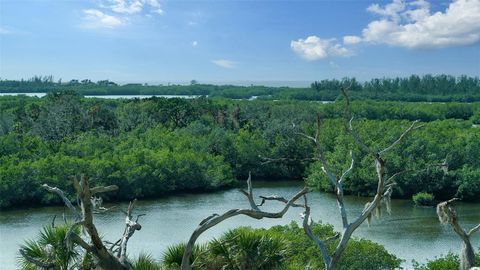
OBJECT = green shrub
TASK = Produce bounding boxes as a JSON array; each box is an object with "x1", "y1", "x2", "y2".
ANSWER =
[
  {"x1": 161, "y1": 243, "x2": 206, "y2": 270},
  {"x1": 175, "y1": 222, "x2": 401, "y2": 270},
  {"x1": 205, "y1": 228, "x2": 288, "y2": 270},
  {"x1": 18, "y1": 224, "x2": 80, "y2": 270},
  {"x1": 133, "y1": 253, "x2": 161, "y2": 270},
  {"x1": 412, "y1": 252, "x2": 480, "y2": 270},
  {"x1": 413, "y1": 192, "x2": 435, "y2": 206}
]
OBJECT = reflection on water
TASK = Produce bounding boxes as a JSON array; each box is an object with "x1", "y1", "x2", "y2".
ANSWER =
[{"x1": 1, "y1": 181, "x2": 478, "y2": 269}]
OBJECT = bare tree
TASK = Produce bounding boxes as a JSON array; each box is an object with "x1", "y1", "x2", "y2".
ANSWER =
[
  {"x1": 181, "y1": 173, "x2": 309, "y2": 270},
  {"x1": 295, "y1": 89, "x2": 424, "y2": 270},
  {"x1": 20, "y1": 175, "x2": 142, "y2": 270},
  {"x1": 437, "y1": 198, "x2": 480, "y2": 270}
]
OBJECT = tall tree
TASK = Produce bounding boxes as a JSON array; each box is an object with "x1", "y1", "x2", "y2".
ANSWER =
[{"x1": 294, "y1": 88, "x2": 437, "y2": 270}]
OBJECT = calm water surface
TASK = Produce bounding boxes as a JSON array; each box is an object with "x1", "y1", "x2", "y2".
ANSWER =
[
  {"x1": 0, "y1": 93, "x2": 202, "y2": 99},
  {"x1": 1, "y1": 182, "x2": 478, "y2": 269}
]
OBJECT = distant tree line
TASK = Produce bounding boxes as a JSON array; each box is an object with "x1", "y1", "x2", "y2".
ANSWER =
[
  {"x1": 0, "y1": 91, "x2": 479, "y2": 208},
  {"x1": 1, "y1": 74, "x2": 479, "y2": 102}
]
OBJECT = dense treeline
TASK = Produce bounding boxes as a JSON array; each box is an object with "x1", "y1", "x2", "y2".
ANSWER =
[
  {"x1": 1, "y1": 91, "x2": 479, "y2": 208},
  {"x1": 1, "y1": 74, "x2": 480, "y2": 102}
]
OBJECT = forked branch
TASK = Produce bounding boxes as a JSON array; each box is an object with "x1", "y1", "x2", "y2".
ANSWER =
[
  {"x1": 24, "y1": 175, "x2": 140, "y2": 270},
  {"x1": 297, "y1": 88, "x2": 426, "y2": 270},
  {"x1": 437, "y1": 198, "x2": 479, "y2": 270},
  {"x1": 181, "y1": 173, "x2": 309, "y2": 270}
]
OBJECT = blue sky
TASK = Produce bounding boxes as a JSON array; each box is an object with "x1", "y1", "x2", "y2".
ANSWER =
[{"x1": 0, "y1": 0, "x2": 479, "y2": 85}]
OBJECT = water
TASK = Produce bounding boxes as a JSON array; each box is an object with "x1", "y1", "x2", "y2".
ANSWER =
[
  {"x1": 0, "y1": 93, "x2": 202, "y2": 99},
  {"x1": 0, "y1": 181, "x2": 478, "y2": 269},
  {"x1": 0, "y1": 93, "x2": 47, "y2": 98}
]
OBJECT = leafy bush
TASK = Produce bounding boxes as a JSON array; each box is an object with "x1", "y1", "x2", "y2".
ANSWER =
[
  {"x1": 18, "y1": 224, "x2": 80, "y2": 270},
  {"x1": 456, "y1": 168, "x2": 480, "y2": 201},
  {"x1": 412, "y1": 252, "x2": 480, "y2": 270},
  {"x1": 133, "y1": 253, "x2": 161, "y2": 270},
  {"x1": 2, "y1": 94, "x2": 480, "y2": 208},
  {"x1": 205, "y1": 228, "x2": 287, "y2": 270},
  {"x1": 168, "y1": 222, "x2": 402, "y2": 270},
  {"x1": 161, "y1": 243, "x2": 206, "y2": 270},
  {"x1": 413, "y1": 192, "x2": 435, "y2": 206}
]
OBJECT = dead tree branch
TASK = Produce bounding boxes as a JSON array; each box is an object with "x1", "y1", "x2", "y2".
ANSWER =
[
  {"x1": 302, "y1": 195, "x2": 332, "y2": 267},
  {"x1": 437, "y1": 198, "x2": 479, "y2": 270},
  {"x1": 295, "y1": 88, "x2": 426, "y2": 270},
  {"x1": 41, "y1": 184, "x2": 80, "y2": 219},
  {"x1": 116, "y1": 199, "x2": 143, "y2": 262},
  {"x1": 181, "y1": 172, "x2": 309, "y2": 270},
  {"x1": 35, "y1": 175, "x2": 140, "y2": 270}
]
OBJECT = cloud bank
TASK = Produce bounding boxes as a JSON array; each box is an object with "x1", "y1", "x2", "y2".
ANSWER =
[
  {"x1": 348, "y1": 0, "x2": 480, "y2": 49},
  {"x1": 292, "y1": 0, "x2": 480, "y2": 61}
]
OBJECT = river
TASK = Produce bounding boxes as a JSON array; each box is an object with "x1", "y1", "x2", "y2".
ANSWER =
[
  {"x1": 0, "y1": 181, "x2": 478, "y2": 269},
  {"x1": 0, "y1": 93, "x2": 203, "y2": 99}
]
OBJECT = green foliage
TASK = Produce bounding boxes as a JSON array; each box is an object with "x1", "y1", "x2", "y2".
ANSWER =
[
  {"x1": 205, "y1": 228, "x2": 288, "y2": 270},
  {"x1": 133, "y1": 253, "x2": 162, "y2": 270},
  {"x1": 161, "y1": 243, "x2": 205, "y2": 269},
  {"x1": 166, "y1": 223, "x2": 401, "y2": 270},
  {"x1": 1, "y1": 93, "x2": 480, "y2": 208},
  {"x1": 268, "y1": 222, "x2": 401, "y2": 270},
  {"x1": 18, "y1": 224, "x2": 79, "y2": 270},
  {"x1": 2, "y1": 74, "x2": 480, "y2": 102},
  {"x1": 412, "y1": 252, "x2": 480, "y2": 270},
  {"x1": 455, "y1": 168, "x2": 480, "y2": 201},
  {"x1": 413, "y1": 192, "x2": 435, "y2": 206}
]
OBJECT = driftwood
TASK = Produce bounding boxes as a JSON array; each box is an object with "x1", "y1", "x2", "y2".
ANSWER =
[
  {"x1": 180, "y1": 173, "x2": 309, "y2": 270},
  {"x1": 437, "y1": 198, "x2": 480, "y2": 270},
  {"x1": 292, "y1": 88, "x2": 425, "y2": 270},
  {"x1": 20, "y1": 175, "x2": 141, "y2": 270}
]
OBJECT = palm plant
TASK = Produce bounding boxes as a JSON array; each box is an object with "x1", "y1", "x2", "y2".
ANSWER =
[
  {"x1": 162, "y1": 243, "x2": 206, "y2": 270},
  {"x1": 18, "y1": 223, "x2": 79, "y2": 270},
  {"x1": 207, "y1": 228, "x2": 288, "y2": 270},
  {"x1": 133, "y1": 253, "x2": 161, "y2": 270}
]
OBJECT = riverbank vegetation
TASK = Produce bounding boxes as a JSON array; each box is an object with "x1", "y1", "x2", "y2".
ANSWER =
[
  {"x1": 1, "y1": 90, "x2": 479, "y2": 208},
  {"x1": 1, "y1": 74, "x2": 479, "y2": 102},
  {"x1": 413, "y1": 252, "x2": 480, "y2": 270},
  {"x1": 19, "y1": 223, "x2": 402, "y2": 270},
  {"x1": 412, "y1": 192, "x2": 435, "y2": 206},
  {"x1": 160, "y1": 223, "x2": 401, "y2": 270}
]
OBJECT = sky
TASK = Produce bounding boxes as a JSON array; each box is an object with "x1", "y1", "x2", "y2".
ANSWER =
[{"x1": 0, "y1": 0, "x2": 479, "y2": 85}]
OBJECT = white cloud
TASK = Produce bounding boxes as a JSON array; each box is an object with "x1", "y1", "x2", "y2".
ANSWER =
[
  {"x1": 105, "y1": 0, "x2": 163, "y2": 15},
  {"x1": 82, "y1": 9, "x2": 125, "y2": 29},
  {"x1": 343, "y1": 35, "x2": 362, "y2": 45},
  {"x1": 212, "y1": 59, "x2": 237, "y2": 69},
  {"x1": 192, "y1": 41, "x2": 198, "y2": 47},
  {"x1": 352, "y1": 0, "x2": 480, "y2": 49},
  {"x1": 367, "y1": 0, "x2": 406, "y2": 22},
  {"x1": 143, "y1": 0, "x2": 161, "y2": 8},
  {"x1": 81, "y1": 0, "x2": 163, "y2": 30},
  {"x1": 290, "y1": 36, "x2": 353, "y2": 61},
  {"x1": 109, "y1": 0, "x2": 143, "y2": 14}
]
